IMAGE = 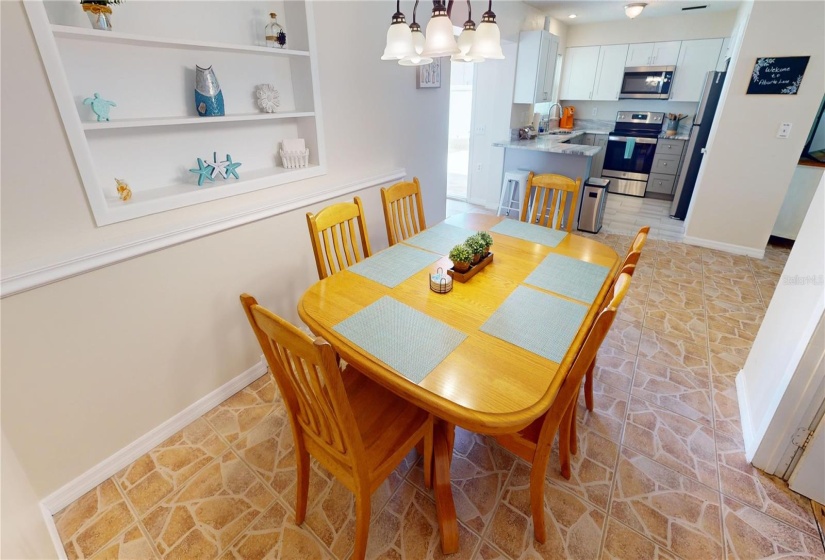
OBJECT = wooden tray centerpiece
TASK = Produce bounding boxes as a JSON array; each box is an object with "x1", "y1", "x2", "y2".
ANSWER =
[{"x1": 447, "y1": 232, "x2": 494, "y2": 283}]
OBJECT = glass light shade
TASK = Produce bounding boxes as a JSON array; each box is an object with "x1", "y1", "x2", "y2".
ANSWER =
[
  {"x1": 451, "y1": 28, "x2": 484, "y2": 62},
  {"x1": 400, "y1": 28, "x2": 433, "y2": 66},
  {"x1": 382, "y1": 22, "x2": 416, "y2": 60},
  {"x1": 467, "y1": 21, "x2": 503, "y2": 60},
  {"x1": 624, "y1": 3, "x2": 646, "y2": 18},
  {"x1": 421, "y1": 14, "x2": 460, "y2": 58}
]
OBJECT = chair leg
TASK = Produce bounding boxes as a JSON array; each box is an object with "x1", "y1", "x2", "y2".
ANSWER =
[
  {"x1": 559, "y1": 400, "x2": 576, "y2": 480},
  {"x1": 294, "y1": 443, "x2": 310, "y2": 525},
  {"x1": 529, "y1": 446, "x2": 549, "y2": 543},
  {"x1": 423, "y1": 422, "x2": 433, "y2": 489},
  {"x1": 352, "y1": 487, "x2": 372, "y2": 560},
  {"x1": 585, "y1": 360, "x2": 595, "y2": 411}
]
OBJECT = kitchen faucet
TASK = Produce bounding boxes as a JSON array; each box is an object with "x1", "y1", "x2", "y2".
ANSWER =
[{"x1": 547, "y1": 102, "x2": 563, "y2": 120}]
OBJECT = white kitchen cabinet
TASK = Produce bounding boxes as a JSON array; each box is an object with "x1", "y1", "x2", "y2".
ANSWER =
[
  {"x1": 559, "y1": 46, "x2": 600, "y2": 100},
  {"x1": 513, "y1": 30, "x2": 560, "y2": 104},
  {"x1": 626, "y1": 41, "x2": 681, "y2": 66},
  {"x1": 24, "y1": 1, "x2": 326, "y2": 226},
  {"x1": 670, "y1": 38, "x2": 724, "y2": 102},
  {"x1": 716, "y1": 37, "x2": 732, "y2": 71},
  {"x1": 592, "y1": 44, "x2": 629, "y2": 100}
]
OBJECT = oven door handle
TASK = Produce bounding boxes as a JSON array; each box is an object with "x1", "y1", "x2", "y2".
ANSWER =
[{"x1": 608, "y1": 135, "x2": 658, "y2": 144}]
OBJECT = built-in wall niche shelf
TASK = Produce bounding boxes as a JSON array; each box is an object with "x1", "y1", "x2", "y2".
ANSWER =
[
  {"x1": 25, "y1": 1, "x2": 326, "y2": 226},
  {"x1": 83, "y1": 112, "x2": 316, "y2": 130},
  {"x1": 50, "y1": 25, "x2": 312, "y2": 57}
]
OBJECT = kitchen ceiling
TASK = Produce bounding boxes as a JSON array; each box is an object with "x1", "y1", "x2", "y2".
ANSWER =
[{"x1": 524, "y1": 0, "x2": 740, "y2": 25}]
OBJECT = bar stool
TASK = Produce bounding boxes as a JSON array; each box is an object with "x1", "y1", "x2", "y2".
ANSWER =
[{"x1": 497, "y1": 171, "x2": 530, "y2": 217}]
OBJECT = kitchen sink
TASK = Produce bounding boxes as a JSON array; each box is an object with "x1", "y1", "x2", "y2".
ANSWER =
[{"x1": 547, "y1": 130, "x2": 574, "y2": 135}]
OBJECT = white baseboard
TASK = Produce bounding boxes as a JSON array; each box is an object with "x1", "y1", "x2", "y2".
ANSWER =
[
  {"x1": 40, "y1": 356, "x2": 268, "y2": 515},
  {"x1": 41, "y1": 503, "x2": 68, "y2": 560},
  {"x1": 682, "y1": 235, "x2": 766, "y2": 259},
  {"x1": 1, "y1": 170, "x2": 406, "y2": 298},
  {"x1": 736, "y1": 370, "x2": 757, "y2": 462}
]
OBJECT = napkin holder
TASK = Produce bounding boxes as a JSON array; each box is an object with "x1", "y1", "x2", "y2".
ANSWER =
[{"x1": 429, "y1": 268, "x2": 453, "y2": 294}]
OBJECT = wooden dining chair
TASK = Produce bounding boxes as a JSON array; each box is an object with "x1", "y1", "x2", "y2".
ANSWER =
[
  {"x1": 306, "y1": 196, "x2": 372, "y2": 280},
  {"x1": 520, "y1": 172, "x2": 582, "y2": 232},
  {"x1": 493, "y1": 272, "x2": 631, "y2": 544},
  {"x1": 240, "y1": 294, "x2": 432, "y2": 560},
  {"x1": 583, "y1": 226, "x2": 649, "y2": 411},
  {"x1": 381, "y1": 177, "x2": 427, "y2": 246}
]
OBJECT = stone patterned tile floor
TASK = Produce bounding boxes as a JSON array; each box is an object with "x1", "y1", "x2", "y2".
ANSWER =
[{"x1": 52, "y1": 221, "x2": 825, "y2": 559}]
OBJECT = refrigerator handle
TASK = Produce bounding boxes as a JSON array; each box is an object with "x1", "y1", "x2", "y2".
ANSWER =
[
  {"x1": 695, "y1": 71, "x2": 715, "y2": 126},
  {"x1": 700, "y1": 148, "x2": 707, "y2": 154}
]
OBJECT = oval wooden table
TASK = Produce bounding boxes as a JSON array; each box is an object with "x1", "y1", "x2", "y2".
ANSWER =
[{"x1": 298, "y1": 213, "x2": 620, "y2": 554}]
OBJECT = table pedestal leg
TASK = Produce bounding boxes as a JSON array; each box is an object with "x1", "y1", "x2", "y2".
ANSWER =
[{"x1": 433, "y1": 421, "x2": 458, "y2": 553}]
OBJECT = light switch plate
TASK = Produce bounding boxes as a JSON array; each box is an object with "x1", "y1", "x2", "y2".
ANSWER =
[{"x1": 777, "y1": 122, "x2": 792, "y2": 138}]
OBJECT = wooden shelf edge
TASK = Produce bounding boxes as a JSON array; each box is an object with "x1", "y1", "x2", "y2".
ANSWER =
[
  {"x1": 83, "y1": 112, "x2": 316, "y2": 130},
  {"x1": 51, "y1": 24, "x2": 311, "y2": 57}
]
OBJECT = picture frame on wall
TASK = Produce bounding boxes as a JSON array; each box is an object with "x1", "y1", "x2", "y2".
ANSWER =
[{"x1": 416, "y1": 59, "x2": 441, "y2": 89}]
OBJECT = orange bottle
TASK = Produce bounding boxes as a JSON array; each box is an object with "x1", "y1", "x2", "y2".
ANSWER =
[{"x1": 560, "y1": 106, "x2": 575, "y2": 129}]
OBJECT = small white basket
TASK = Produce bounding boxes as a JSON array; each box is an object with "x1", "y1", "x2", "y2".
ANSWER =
[{"x1": 280, "y1": 148, "x2": 309, "y2": 169}]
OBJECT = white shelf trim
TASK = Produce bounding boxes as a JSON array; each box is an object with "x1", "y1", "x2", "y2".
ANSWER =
[
  {"x1": 51, "y1": 24, "x2": 311, "y2": 56},
  {"x1": 83, "y1": 112, "x2": 316, "y2": 130},
  {"x1": 0, "y1": 169, "x2": 407, "y2": 298}
]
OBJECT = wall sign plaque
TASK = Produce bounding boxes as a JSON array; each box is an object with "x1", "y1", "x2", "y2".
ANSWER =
[{"x1": 747, "y1": 56, "x2": 810, "y2": 95}]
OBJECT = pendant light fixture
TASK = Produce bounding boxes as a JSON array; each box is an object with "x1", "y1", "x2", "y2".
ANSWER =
[
  {"x1": 451, "y1": 0, "x2": 484, "y2": 63},
  {"x1": 421, "y1": 0, "x2": 460, "y2": 58},
  {"x1": 467, "y1": 0, "x2": 504, "y2": 60},
  {"x1": 381, "y1": 0, "x2": 416, "y2": 60},
  {"x1": 624, "y1": 3, "x2": 647, "y2": 19},
  {"x1": 400, "y1": 1, "x2": 434, "y2": 66}
]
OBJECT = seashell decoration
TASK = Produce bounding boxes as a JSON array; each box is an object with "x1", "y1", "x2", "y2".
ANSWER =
[{"x1": 255, "y1": 84, "x2": 280, "y2": 113}]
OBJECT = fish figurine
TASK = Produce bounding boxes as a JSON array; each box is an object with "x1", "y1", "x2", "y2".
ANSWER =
[
  {"x1": 83, "y1": 93, "x2": 117, "y2": 122},
  {"x1": 115, "y1": 178, "x2": 131, "y2": 201}
]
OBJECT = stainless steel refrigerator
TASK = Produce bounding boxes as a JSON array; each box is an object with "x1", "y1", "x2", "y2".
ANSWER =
[{"x1": 670, "y1": 70, "x2": 727, "y2": 220}]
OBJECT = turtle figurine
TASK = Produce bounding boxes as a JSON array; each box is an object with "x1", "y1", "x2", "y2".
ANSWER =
[{"x1": 83, "y1": 93, "x2": 117, "y2": 122}]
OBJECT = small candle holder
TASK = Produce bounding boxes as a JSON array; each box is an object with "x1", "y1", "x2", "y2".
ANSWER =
[{"x1": 429, "y1": 267, "x2": 453, "y2": 294}]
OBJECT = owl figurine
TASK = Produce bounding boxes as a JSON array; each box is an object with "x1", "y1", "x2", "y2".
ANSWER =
[
  {"x1": 83, "y1": 93, "x2": 117, "y2": 122},
  {"x1": 115, "y1": 178, "x2": 132, "y2": 201}
]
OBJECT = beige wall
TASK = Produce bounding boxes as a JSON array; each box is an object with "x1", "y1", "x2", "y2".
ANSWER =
[
  {"x1": 1, "y1": 432, "x2": 57, "y2": 559},
  {"x1": 0, "y1": 0, "x2": 449, "y2": 505},
  {"x1": 684, "y1": 1, "x2": 825, "y2": 252}
]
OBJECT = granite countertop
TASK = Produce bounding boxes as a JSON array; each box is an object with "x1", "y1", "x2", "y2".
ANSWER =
[
  {"x1": 492, "y1": 133, "x2": 602, "y2": 156},
  {"x1": 658, "y1": 132, "x2": 691, "y2": 141}
]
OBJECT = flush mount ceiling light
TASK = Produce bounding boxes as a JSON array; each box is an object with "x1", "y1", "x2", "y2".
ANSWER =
[
  {"x1": 382, "y1": 1, "x2": 504, "y2": 65},
  {"x1": 568, "y1": 14, "x2": 577, "y2": 19},
  {"x1": 624, "y1": 3, "x2": 647, "y2": 18}
]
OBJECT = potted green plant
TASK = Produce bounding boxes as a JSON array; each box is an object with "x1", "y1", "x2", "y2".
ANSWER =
[
  {"x1": 80, "y1": 0, "x2": 122, "y2": 31},
  {"x1": 477, "y1": 231, "x2": 493, "y2": 256},
  {"x1": 449, "y1": 244, "x2": 473, "y2": 273},
  {"x1": 465, "y1": 234, "x2": 487, "y2": 264}
]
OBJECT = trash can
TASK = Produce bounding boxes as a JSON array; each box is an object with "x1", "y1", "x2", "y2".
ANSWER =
[{"x1": 578, "y1": 178, "x2": 609, "y2": 234}]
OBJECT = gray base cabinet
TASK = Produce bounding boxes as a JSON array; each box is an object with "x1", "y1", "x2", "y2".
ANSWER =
[{"x1": 647, "y1": 138, "x2": 685, "y2": 196}]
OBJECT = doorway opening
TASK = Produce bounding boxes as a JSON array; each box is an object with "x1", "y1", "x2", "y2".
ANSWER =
[{"x1": 447, "y1": 63, "x2": 474, "y2": 201}]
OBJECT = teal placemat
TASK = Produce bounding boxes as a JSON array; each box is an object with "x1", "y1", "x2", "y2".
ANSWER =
[
  {"x1": 480, "y1": 286, "x2": 587, "y2": 363},
  {"x1": 405, "y1": 223, "x2": 475, "y2": 255},
  {"x1": 347, "y1": 244, "x2": 440, "y2": 288},
  {"x1": 525, "y1": 253, "x2": 611, "y2": 303},
  {"x1": 490, "y1": 220, "x2": 568, "y2": 247},
  {"x1": 333, "y1": 296, "x2": 467, "y2": 384}
]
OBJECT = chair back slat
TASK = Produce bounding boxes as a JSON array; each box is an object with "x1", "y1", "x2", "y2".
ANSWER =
[
  {"x1": 521, "y1": 172, "x2": 582, "y2": 232},
  {"x1": 242, "y1": 295, "x2": 360, "y2": 463},
  {"x1": 381, "y1": 178, "x2": 427, "y2": 246},
  {"x1": 307, "y1": 197, "x2": 372, "y2": 279}
]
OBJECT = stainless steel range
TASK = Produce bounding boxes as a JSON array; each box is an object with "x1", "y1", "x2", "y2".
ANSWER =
[{"x1": 602, "y1": 111, "x2": 664, "y2": 197}]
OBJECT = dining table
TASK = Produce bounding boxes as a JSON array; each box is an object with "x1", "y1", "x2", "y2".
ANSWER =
[{"x1": 298, "y1": 212, "x2": 620, "y2": 553}]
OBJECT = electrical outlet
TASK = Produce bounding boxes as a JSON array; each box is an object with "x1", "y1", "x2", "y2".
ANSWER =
[
  {"x1": 591, "y1": 107, "x2": 598, "y2": 117},
  {"x1": 475, "y1": 163, "x2": 483, "y2": 172},
  {"x1": 777, "y1": 122, "x2": 792, "y2": 138}
]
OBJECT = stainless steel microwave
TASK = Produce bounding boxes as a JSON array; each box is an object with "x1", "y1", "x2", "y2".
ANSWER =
[{"x1": 619, "y1": 66, "x2": 675, "y2": 99}]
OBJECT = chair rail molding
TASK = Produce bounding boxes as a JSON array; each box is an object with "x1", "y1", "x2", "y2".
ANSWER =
[{"x1": 1, "y1": 169, "x2": 406, "y2": 298}]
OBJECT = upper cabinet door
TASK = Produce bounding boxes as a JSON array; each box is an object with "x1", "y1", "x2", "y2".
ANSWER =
[
  {"x1": 626, "y1": 43, "x2": 654, "y2": 66},
  {"x1": 670, "y1": 38, "x2": 724, "y2": 101},
  {"x1": 513, "y1": 30, "x2": 559, "y2": 104},
  {"x1": 559, "y1": 46, "x2": 600, "y2": 100},
  {"x1": 716, "y1": 37, "x2": 732, "y2": 71},
  {"x1": 541, "y1": 34, "x2": 560, "y2": 102},
  {"x1": 651, "y1": 41, "x2": 682, "y2": 65},
  {"x1": 592, "y1": 44, "x2": 629, "y2": 100}
]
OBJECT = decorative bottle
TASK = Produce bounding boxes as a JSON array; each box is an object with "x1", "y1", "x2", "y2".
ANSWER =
[
  {"x1": 194, "y1": 65, "x2": 225, "y2": 117},
  {"x1": 265, "y1": 13, "x2": 286, "y2": 48}
]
